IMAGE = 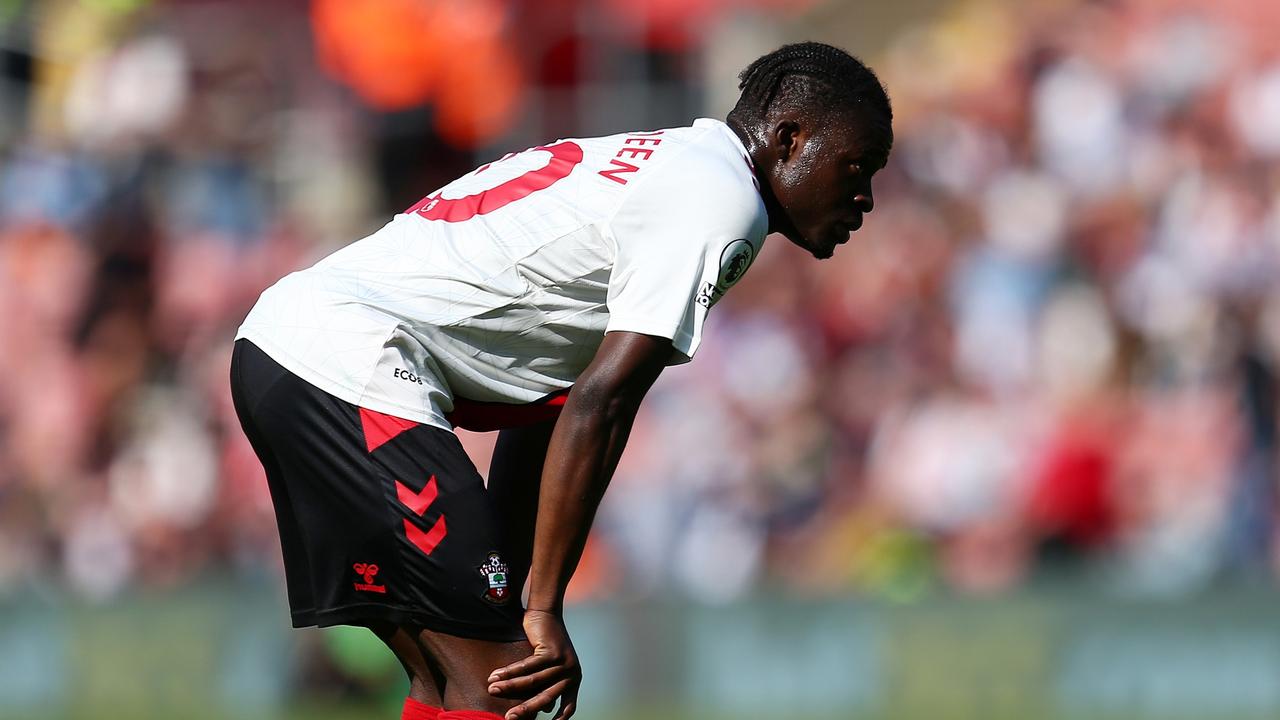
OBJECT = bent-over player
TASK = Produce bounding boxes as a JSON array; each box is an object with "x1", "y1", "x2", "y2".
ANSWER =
[{"x1": 231, "y1": 41, "x2": 892, "y2": 720}]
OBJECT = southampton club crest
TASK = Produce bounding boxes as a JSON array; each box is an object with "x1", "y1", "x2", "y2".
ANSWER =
[{"x1": 477, "y1": 552, "x2": 511, "y2": 605}]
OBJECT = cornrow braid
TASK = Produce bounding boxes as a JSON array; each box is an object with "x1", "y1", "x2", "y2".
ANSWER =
[{"x1": 728, "y1": 42, "x2": 892, "y2": 154}]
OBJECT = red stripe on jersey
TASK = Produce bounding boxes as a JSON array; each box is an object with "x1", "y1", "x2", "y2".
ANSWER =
[
  {"x1": 446, "y1": 388, "x2": 570, "y2": 432},
  {"x1": 359, "y1": 407, "x2": 420, "y2": 453}
]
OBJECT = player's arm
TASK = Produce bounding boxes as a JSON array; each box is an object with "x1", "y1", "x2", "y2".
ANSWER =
[
  {"x1": 486, "y1": 419, "x2": 557, "y2": 589},
  {"x1": 529, "y1": 329, "x2": 669, "y2": 611},
  {"x1": 488, "y1": 330, "x2": 671, "y2": 720}
]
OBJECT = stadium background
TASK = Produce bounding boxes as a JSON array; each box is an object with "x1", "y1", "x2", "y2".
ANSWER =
[{"x1": 4, "y1": 0, "x2": 1280, "y2": 718}]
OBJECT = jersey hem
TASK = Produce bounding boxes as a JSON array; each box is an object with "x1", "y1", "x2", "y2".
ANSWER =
[
  {"x1": 235, "y1": 328, "x2": 454, "y2": 430},
  {"x1": 604, "y1": 316, "x2": 698, "y2": 358}
]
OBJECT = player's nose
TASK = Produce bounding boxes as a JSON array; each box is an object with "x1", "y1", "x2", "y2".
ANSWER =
[{"x1": 853, "y1": 192, "x2": 874, "y2": 214}]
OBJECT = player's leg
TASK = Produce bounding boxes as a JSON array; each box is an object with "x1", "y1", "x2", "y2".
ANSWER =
[
  {"x1": 406, "y1": 420, "x2": 556, "y2": 717},
  {"x1": 366, "y1": 620, "x2": 447, "y2": 717},
  {"x1": 231, "y1": 340, "x2": 455, "y2": 714},
  {"x1": 352, "y1": 413, "x2": 552, "y2": 717},
  {"x1": 413, "y1": 630, "x2": 528, "y2": 716},
  {"x1": 230, "y1": 340, "x2": 319, "y2": 625},
  {"x1": 232, "y1": 338, "x2": 555, "y2": 718}
]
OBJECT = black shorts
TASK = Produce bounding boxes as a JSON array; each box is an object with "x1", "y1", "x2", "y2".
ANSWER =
[{"x1": 230, "y1": 339, "x2": 526, "y2": 641}]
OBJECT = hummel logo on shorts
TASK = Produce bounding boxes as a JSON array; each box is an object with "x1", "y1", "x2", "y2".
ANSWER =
[{"x1": 352, "y1": 562, "x2": 387, "y2": 593}]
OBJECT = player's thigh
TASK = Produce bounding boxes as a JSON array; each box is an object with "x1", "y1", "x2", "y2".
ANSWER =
[
  {"x1": 230, "y1": 340, "x2": 320, "y2": 619},
  {"x1": 367, "y1": 621, "x2": 446, "y2": 705},
  {"x1": 416, "y1": 627, "x2": 531, "y2": 712},
  {"x1": 375, "y1": 422, "x2": 528, "y2": 639}
]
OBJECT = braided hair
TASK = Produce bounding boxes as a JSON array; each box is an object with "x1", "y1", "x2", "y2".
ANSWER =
[{"x1": 728, "y1": 42, "x2": 892, "y2": 158}]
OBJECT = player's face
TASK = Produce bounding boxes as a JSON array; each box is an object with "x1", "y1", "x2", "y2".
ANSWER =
[{"x1": 768, "y1": 116, "x2": 887, "y2": 259}]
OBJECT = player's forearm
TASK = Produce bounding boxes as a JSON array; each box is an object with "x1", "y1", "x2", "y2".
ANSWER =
[
  {"x1": 489, "y1": 421, "x2": 556, "y2": 581},
  {"x1": 525, "y1": 385, "x2": 639, "y2": 614}
]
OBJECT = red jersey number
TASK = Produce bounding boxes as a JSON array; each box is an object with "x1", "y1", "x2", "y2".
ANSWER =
[{"x1": 406, "y1": 141, "x2": 584, "y2": 223}]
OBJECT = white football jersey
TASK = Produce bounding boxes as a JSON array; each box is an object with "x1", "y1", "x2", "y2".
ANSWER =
[{"x1": 236, "y1": 118, "x2": 768, "y2": 431}]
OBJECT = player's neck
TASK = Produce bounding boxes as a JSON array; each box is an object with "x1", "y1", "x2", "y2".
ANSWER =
[{"x1": 726, "y1": 118, "x2": 786, "y2": 235}]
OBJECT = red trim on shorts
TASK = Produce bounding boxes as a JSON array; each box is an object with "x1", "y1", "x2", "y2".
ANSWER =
[
  {"x1": 359, "y1": 407, "x2": 421, "y2": 453},
  {"x1": 445, "y1": 388, "x2": 570, "y2": 432}
]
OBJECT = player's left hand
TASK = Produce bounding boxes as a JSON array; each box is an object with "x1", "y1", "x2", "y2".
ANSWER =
[{"x1": 488, "y1": 609, "x2": 581, "y2": 720}]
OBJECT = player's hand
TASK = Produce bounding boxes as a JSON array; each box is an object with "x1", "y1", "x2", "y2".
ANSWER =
[{"x1": 487, "y1": 609, "x2": 582, "y2": 720}]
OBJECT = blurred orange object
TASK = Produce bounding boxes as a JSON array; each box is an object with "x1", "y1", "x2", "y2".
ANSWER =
[
  {"x1": 603, "y1": 0, "x2": 817, "y2": 49},
  {"x1": 310, "y1": 0, "x2": 521, "y2": 147}
]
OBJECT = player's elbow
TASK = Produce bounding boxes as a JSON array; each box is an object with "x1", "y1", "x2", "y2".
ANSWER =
[
  {"x1": 568, "y1": 331, "x2": 669, "y2": 425},
  {"x1": 569, "y1": 375, "x2": 646, "y2": 426}
]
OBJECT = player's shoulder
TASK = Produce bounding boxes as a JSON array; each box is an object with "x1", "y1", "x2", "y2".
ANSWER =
[
  {"x1": 649, "y1": 118, "x2": 754, "y2": 182},
  {"x1": 601, "y1": 119, "x2": 761, "y2": 216},
  {"x1": 599, "y1": 120, "x2": 767, "y2": 250},
  {"x1": 576, "y1": 119, "x2": 750, "y2": 184}
]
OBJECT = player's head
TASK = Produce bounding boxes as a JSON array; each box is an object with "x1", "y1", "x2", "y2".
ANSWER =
[{"x1": 727, "y1": 42, "x2": 893, "y2": 259}]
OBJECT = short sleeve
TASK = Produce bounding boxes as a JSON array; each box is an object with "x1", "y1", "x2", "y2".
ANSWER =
[{"x1": 604, "y1": 139, "x2": 766, "y2": 361}]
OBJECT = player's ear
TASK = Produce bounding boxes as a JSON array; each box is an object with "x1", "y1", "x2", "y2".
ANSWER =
[{"x1": 771, "y1": 119, "x2": 802, "y2": 163}]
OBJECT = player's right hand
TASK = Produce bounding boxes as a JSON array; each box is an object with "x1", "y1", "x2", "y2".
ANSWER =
[{"x1": 488, "y1": 609, "x2": 582, "y2": 720}]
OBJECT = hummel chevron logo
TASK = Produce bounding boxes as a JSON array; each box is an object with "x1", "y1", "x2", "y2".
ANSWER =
[{"x1": 397, "y1": 475, "x2": 447, "y2": 556}]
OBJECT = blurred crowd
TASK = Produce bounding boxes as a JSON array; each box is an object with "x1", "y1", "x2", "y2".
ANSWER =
[
  {"x1": 641, "y1": 0, "x2": 1280, "y2": 602},
  {"x1": 3, "y1": 0, "x2": 1280, "y2": 607}
]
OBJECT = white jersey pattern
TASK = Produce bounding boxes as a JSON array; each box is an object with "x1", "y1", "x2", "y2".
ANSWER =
[{"x1": 236, "y1": 118, "x2": 768, "y2": 430}]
